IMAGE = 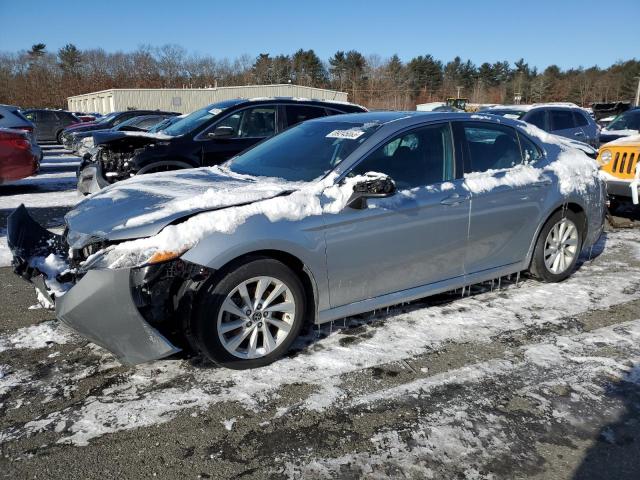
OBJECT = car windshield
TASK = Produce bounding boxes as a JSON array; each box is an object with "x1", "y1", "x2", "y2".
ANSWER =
[
  {"x1": 226, "y1": 120, "x2": 381, "y2": 182},
  {"x1": 163, "y1": 102, "x2": 233, "y2": 137},
  {"x1": 606, "y1": 111, "x2": 640, "y2": 131},
  {"x1": 148, "y1": 116, "x2": 178, "y2": 133},
  {"x1": 486, "y1": 109, "x2": 527, "y2": 119}
]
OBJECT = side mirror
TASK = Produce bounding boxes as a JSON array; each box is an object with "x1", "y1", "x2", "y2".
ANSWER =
[
  {"x1": 347, "y1": 173, "x2": 396, "y2": 209},
  {"x1": 207, "y1": 126, "x2": 234, "y2": 138}
]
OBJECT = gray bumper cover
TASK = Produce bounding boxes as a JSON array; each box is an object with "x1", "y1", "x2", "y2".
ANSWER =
[{"x1": 56, "y1": 268, "x2": 181, "y2": 365}]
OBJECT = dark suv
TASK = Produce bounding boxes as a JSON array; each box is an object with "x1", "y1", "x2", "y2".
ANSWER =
[
  {"x1": 77, "y1": 98, "x2": 367, "y2": 194},
  {"x1": 22, "y1": 109, "x2": 81, "y2": 143},
  {"x1": 61, "y1": 110, "x2": 179, "y2": 150}
]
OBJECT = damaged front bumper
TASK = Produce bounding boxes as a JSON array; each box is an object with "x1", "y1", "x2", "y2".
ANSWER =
[
  {"x1": 56, "y1": 268, "x2": 181, "y2": 364},
  {"x1": 7, "y1": 205, "x2": 182, "y2": 365}
]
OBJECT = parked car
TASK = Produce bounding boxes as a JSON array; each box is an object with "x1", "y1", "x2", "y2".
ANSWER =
[
  {"x1": 72, "y1": 113, "x2": 180, "y2": 157},
  {"x1": 73, "y1": 112, "x2": 98, "y2": 122},
  {"x1": 76, "y1": 98, "x2": 367, "y2": 194},
  {"x1": 60, "y1": 110, "x2": 179, "y2": 151},
  {"x1": 599, "y1": 108, "x2": 640, "y2": 144},
  {"x1": 8, "y1": 112, "x2": 605, "y2": 368},
  {"x1": 22, "y1": 109, "x2": 81, "y2": 143},
  {"x1": 485, "y1": 103, "x2": 599, "y2": 148},
  {"x1": 597, "y1": 134, "x2": 640, "y2": 207},
  {"x1": 0, "y1": 128, "x2": 39, "y2": 183},
  {"x1": 0, "y1": 105, "x2": 42, "y2": 161}
]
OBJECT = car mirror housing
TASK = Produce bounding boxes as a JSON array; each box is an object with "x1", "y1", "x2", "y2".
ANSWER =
[
  {"x1": 207, "y1": 126, "x2": 235, "y2": 138},
  {"x1": 347, "y1": 173, "x2": 396, "y2": 209}
]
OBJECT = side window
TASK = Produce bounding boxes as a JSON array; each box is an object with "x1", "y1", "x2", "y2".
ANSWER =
[
  {"x1": 573, "y1": 111, "x2": 589, "y2": 127},
  {"x1": 517, "y1": 132, "x2": 543, "y2": 164},
  {"x1": 549, "y1": 110, "x2": 575, "y2": 131},
  {"x1": 38, "y1": 111, "x2": 57, "y2": 122},
  {"x1": 349, "y1": 123, "x2": 454, "y2": 190},
  {"x1": 463, "y1": 123, "x2": 522, "y2": 172},
  {"x1": 285, "y1": 105, "x2": 327, "y2": 127},
  {"x1": 215, "y1": 107, "x2": 276, "y2": 138},
  {"x1": 525, "y1": 110, "x2": 546, "y2": 129}
]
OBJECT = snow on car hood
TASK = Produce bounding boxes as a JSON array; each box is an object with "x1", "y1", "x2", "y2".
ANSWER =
[{"x1": 65, "y1": 166, "x2": 302, "y2": 245}]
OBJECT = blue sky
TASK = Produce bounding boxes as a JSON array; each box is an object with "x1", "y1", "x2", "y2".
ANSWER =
[{"x1": 1, "y1": 0, "x2": 638, "y2": 69}]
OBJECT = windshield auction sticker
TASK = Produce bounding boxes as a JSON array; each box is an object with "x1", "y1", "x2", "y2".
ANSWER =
[{"x1": 326, "y1": 129, "x2": 365, "y2": 140}]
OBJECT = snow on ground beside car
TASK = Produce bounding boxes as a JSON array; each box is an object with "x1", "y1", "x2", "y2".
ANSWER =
[
  {"x1": 0, "y1": 320, "x2": 75, "y2": 352},
  {"x1": 1, "y1": 229, "x2": 639, "y2": 446},
  {"x1": 0, "y1": 147, "x2": 81, "y2": 267}
]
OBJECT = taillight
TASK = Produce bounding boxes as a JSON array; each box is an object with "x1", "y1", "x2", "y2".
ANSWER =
[{"x1": 0, "y1": 131, "x2": 31, "y2": 150}]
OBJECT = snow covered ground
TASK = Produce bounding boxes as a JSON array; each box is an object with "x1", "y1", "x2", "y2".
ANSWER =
[
  {"x1": 1, "y1": 145, "x2": 640, "y2": 479},
  {"x1": 0, "y1": 144, "x2": 81, "y2": 267}
]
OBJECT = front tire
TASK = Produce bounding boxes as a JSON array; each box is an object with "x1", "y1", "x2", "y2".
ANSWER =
[
  {"x1": 56, "y1": 130, "x2": 64, "y2": 144},
  {"x1": 192, "y1": 258, "x2": 306, "y2": 369},
  {"x1": 529, "y1": 210, "x2": 583, "y2": 282}
]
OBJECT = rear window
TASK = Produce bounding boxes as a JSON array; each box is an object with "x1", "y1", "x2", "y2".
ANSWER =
[
  {"x1": 463, "y1": 122, "x2": 523, "y2": 172},
  {"x1": 285, "y1": 105, "x2": 327, "y2": 127}
]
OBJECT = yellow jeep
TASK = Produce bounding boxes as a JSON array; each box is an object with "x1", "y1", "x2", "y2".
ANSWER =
[{"x1": 597, "y1": 136, "x2": 640, "y2": 205}]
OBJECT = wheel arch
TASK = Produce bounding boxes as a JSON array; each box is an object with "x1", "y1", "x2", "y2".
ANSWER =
[
  {"x1": 526, "y1": 201, "x2": 587, "y2": 268},
  {"x1": 212, "y1": 249, "x2": 319, "y2": 328}
]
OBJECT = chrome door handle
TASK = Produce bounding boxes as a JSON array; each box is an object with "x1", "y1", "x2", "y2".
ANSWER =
[
  {"x1": 531, "y1": 180, "x2": 552, "y2": 188},
  {"x1": 574, "y1": 131, "x2": 584, "y2": 136},
  {"x1": 440, "y1": 193, "x2": 470, "y2": 205}
]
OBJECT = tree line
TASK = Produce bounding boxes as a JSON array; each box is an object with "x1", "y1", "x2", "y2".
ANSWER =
[{"x1": 0, "y1": 43, "x2": 638, "y2": 110}]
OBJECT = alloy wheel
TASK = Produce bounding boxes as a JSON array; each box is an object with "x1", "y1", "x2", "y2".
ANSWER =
[
  {"x1": 217, "y1": 276, "x2": 296, "y2": 359},
  {"x1": 543, "y1": 217, "x2": 579, "y2": 274}
]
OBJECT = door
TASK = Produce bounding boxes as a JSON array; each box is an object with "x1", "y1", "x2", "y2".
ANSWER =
[
  {"x1": 323, "y1": 122, "x2": 470, "y2": 307},
  {"x1": 548, "y1": 109, "x2": 581, "y2": 140},
  {"x1": 458, "y1": 121, "x2": 549, "y2": 274},
  {"x1": 200, "y1": 106, "x2": 277, "y2": 166}
]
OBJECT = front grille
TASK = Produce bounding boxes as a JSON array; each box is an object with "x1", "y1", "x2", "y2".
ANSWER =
[{"x1": 611, "y1": 151, "x2": 638, "y2": 175}]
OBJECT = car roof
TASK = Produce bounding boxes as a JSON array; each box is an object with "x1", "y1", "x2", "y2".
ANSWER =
[{"x1": 214, "y1": 97, "x2": 365, "y2": 111}]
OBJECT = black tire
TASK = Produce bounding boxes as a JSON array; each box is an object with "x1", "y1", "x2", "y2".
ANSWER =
[
  {"x1": 192, "y1": 257, "x2": 306, "y2": 369},
  {"x1": 56, "y1": 130, "x2": 64, "y2": 144},
  {"x1": 529, "y1": 210, "x2": 583, "y2": 282}
]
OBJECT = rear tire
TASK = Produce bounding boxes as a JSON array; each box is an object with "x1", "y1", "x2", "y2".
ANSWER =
[
  {"x1": 529, "y1": 210, "x2": 583, "y2": 282},
  {"x1": 192, "y1": 258, "x2": 306, "y2": 369}
]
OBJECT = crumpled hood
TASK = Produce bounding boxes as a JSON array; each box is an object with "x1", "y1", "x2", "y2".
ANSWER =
[{"x1": 65, "y1": 167, "x2": 299, "y2": 245}]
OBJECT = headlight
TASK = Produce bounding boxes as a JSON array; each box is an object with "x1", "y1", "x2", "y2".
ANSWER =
[{"x1": 599, "y1": 149, "x2": 612, "y2": 166}]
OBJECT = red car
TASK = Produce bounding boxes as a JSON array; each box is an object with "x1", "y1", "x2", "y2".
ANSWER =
[{"x1": 0, "y1": 128, "x2": 39, "y2": 183}]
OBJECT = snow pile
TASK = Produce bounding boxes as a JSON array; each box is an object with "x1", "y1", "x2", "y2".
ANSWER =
[
  {"x1": 464, "y1": 164, "x2": 543, "y2": 193},
  {"x1": 112, "y1": 168, "x2": 305, "y2": 229},
  {"x1": 0, "y1": 321, "x2": 74, "y2": 352},
  {"x1": 85, "y1": 172, "x2": 374, "y2": 269},
  {"x1": 29, "y1": 254, "x2": 72, "y2": 298}
]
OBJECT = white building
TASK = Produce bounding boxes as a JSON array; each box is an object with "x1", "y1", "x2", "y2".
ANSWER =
[{"x1": 68, "y1": 84, "x2": 349, "y2": 115}]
